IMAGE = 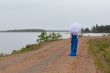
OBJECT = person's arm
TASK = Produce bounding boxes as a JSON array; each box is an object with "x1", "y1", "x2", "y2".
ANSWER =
[{"x1": 70, "y1": 33, "x2": 73, "y2": 39}]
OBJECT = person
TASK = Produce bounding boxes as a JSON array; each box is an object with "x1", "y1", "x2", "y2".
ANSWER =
[
  {"x1": 69, "y1": 32, "x2": 78, "y2": 56},
  {"x1": 69, "y1": 23, "x2": 81, "y2": 56}
]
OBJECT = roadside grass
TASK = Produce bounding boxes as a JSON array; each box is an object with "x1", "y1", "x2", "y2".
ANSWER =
[
  {"x1": 88, "y1": 38, "x2": 110, "y2": 73},
  {"x1": 11, "y1": 44, "x2": 41, "y2": 54}
]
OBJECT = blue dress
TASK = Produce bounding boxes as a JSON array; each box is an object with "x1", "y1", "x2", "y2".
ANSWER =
[{"x1": 69, "y1": 35, "x2": 78, "y2": 56}]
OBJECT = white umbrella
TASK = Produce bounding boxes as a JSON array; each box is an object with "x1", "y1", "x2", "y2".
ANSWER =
[{"x1": 69, "y1": 23, "x2": 82, "y2": 35}]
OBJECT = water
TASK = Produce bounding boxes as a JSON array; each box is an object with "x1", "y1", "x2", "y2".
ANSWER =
[
  {"x1": 0, "y1": 32, "x2": 70, "y2": 54},
  {"x1": 0, "y1": 32, "x2": 109, "y2": 54}
]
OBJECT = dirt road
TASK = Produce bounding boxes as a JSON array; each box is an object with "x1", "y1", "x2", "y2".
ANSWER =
[{"x1": 0, "y1": 37, "x2": 97, "y2": 73}]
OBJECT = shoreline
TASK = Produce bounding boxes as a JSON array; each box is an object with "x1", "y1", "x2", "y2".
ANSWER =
[
  {"x1": 0, "y1": 32, "x2": 63, "y2": 57},
  {"x1": 0, "y1": 39, "x2": 65, "y2": 60}
]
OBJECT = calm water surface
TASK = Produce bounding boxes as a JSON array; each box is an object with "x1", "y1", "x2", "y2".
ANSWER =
[{"x1": 0, "y1": 32, "x2": 70, "y2": 54}]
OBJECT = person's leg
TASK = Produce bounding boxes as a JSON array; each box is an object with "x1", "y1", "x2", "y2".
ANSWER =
[
  {"x1": 69, "y1": 35, "x2": 78, "y2": 56},
  {"x1": 72, "y1": 36, "x2": 78, "y2": 56}
]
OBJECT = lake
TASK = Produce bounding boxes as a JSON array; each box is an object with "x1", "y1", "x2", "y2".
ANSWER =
[
  {"x1": 0, "y1": 32, "x2": 70, "y2": 54},
  {"x1": 0, "y1": 32, "x2": 109, "y2": 54}
]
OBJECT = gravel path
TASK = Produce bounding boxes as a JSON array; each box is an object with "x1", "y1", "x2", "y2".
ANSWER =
[{"x1": 0, "y1": 37, "x2": 98, "y2": 73}]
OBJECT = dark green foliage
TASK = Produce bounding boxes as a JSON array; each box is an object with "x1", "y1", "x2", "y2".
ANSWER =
[
  {"x1": 91, "y1": 24, "x2": 110, "y2": 33},
  {"x1": 83, "y1": 28, "x2": 90, "y2": 33},
  {"x1": 82, "y1": 24, "x2": 110, "y2": 33}
]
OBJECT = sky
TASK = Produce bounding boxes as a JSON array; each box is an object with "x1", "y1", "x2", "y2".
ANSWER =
[{"x1": 0, "y1": 0, "x2": 110, "y2": 30}]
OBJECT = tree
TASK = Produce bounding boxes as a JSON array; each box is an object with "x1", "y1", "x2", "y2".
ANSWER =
[
  {"x1": 83, "y1": 28, "x2": 90, "y2": 33},
  {"x1": 81, "y1": 28, "x2": 84, "y2": 33}
]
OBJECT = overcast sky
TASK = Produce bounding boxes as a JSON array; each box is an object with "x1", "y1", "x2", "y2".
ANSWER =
[{"x1": 0, "y1": 0, "x2": 110, "y2": 30}]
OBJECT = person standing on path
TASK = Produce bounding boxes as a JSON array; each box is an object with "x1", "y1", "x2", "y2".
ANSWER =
[
  {"x1": 69, "y1": 23, "x2": 81, "y2": 56},
  {"x1": 69, "y1": 33, "x2": 78, "y2": 56}
]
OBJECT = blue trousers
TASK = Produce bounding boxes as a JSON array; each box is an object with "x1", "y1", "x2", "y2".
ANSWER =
[{"x1": 69, "y1": 35, "x2": 78, "y2": 56}]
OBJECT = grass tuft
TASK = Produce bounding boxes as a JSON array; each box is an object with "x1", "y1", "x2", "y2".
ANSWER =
[{"x1": 88, "y1": 38, "x2": 110, "y2": 73}]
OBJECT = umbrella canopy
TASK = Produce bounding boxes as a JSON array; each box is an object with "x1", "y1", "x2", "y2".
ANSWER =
[{"x1": 69, "y1": 23, "x2": 82, "y2": 35}]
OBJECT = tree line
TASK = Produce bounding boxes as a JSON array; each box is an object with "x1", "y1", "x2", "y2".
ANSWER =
[{"x1": 82, "y1": 24, "x2": 110, "y2": 33}]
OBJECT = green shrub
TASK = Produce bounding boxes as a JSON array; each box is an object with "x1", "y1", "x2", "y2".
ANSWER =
[{"x1": 37, "y1": 32, "x2": 62, "y2": 43}]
